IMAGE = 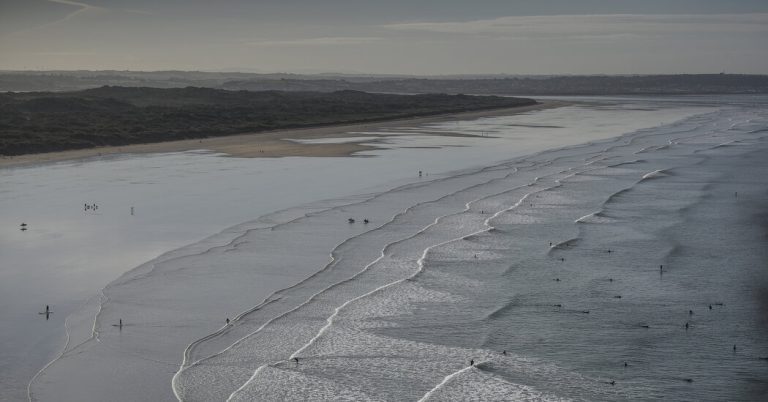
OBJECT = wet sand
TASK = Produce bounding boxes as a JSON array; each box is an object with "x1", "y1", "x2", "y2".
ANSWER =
[
  {"x1": 15, "y1": 96, "x2": 742, "y2": 401},
  {"x1": 0, "y1": 102, "x2": 561, "y2": 169}
]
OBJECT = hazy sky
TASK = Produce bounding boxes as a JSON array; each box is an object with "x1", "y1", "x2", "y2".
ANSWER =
[{"x1": 1, "y1": 0, "x2": 766, "y2": 74}]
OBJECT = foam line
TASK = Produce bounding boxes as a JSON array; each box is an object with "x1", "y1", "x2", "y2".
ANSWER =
[
  {"x1": 225, "y1": 176, "x2": 558, "y2": 400},
  {"x1": 417, "y1": 365, "x2": 476, "y2": 402},
  {"x1": 175, "y1": 165, "x2": 538, "y2": 398}
]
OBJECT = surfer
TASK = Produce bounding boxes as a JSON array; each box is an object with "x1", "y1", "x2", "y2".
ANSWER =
[
  {"x1": 226, "y1": 318, "x2": 230, "y2": 324},
  {"x1": 294, "y1": 357, "x2": 299, "y2": 364},
  {"x1": 470, "y1": 359, "x2": 474, "y2": 366},
  {"x1": 40, "y1": 305, "x2": 52, "y2": 319}
]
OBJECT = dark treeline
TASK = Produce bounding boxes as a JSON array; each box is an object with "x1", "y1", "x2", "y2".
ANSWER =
[
  {"x1": 0, "y1": 86, "x2": 535, "y2": 156},
  {"x1": 2, "y1": 71, "x2": 767, "y2": 95},
  {"x1": 222, "y1": 74, "x2": 768, "y2": 95}
]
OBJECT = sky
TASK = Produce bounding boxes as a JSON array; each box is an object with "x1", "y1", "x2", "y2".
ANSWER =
[{"x1": 0, "y1": 0, "x2": 766, "y2": 75}]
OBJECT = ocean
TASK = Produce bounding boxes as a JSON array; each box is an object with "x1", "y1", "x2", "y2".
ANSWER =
[{"x1": 3, "y1": 96, "x2": 766, "y2": 401}]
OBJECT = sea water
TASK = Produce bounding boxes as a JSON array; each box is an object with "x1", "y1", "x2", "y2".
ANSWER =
[
  {"x1": 175, "y1": 101, "x2": 768, "y2": 401},
  {"x1": 5, "y1": 96, "x2": 765, "y2": 401}
]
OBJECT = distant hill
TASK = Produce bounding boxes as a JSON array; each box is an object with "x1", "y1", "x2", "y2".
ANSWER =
[
  {"x1": 221, "y1": 74, "x2": 768, "y2": 95},
  {"x1": 1, "y1": 71, "x2": 767, "y2": 94},
  {"x1": 0, "y1": 86, "x2": 535, "y2": 156}
]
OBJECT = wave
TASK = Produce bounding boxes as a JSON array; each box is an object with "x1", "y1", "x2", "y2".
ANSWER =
[{"x1": 30, "y1": 102, "x2": 768, "y2": 402}]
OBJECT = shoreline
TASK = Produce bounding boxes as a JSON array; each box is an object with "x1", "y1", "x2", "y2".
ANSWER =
[
  {"x1": 0, "y1": 101, "x2": 564, "y2": 169},
  {"x1": 16, "y1": 97, "x2": 744, "y2": 401},
  {"x1": 28, "y1": 99, "x2": 768, "y2": 401}
]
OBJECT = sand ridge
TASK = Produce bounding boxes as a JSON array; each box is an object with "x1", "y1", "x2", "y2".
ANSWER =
[{"x1": 0, "y1": 102, "x2": 564, "y2": 168}]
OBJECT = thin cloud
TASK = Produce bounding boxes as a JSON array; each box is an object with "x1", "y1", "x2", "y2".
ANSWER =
[
  {"x1": 382, "y1": 13, "x2": 768, "y2": 39},
  {"x1": 246, "y1": 37, "x2": 382, "y2": 47},
  {"x1": 47, "y1": 0, "x2": 103, "y2": 22},
  {"x1": 29, "y1": 51, "x2": 98, "y2": 56},
  {"x1": 0, "y1": 0, "x2": 104, "y2": 38},
  {"x1": 2, "y1": 1, "x2": 151, "y2": 38}
]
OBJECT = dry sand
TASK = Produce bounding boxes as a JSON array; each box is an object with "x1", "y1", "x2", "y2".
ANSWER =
[{"x1": 0, "y1": 101, "x2": 564, "y2": 168}]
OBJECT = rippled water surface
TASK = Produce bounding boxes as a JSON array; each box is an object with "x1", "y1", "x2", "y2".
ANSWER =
[{"x1": 3, "y1": 96, "x2": 767, "y2": 401}]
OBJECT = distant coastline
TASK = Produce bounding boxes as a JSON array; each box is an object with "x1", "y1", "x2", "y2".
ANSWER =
[
  {"x1": 2, "y1": 71, "x2": 767, "y2": 95},
  {"x1": 0, "y1": 99, "x2": 560, "y2": 169},
  {"x1": 0, "y1": 87, "x2": 537, "y2": 159}
]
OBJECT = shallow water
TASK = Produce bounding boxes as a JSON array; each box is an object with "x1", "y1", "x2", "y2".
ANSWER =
[
  {"x1": 176, "y1": 100, "x2": 768, "y2": 401},
  {"x1": 3, "y1": 96, "x2": 764, "y2": 401}
]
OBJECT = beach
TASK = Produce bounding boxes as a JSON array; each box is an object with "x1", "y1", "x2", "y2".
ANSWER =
[
  {"x1": 3, "y1": 96, "x2": 766, "y2": 401},
  {"x1": 0, "y1": 102, "x2": 557, "y2": 169}
]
